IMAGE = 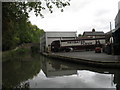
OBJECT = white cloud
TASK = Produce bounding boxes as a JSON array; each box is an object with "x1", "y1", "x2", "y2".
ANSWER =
[{"x1": 29, "y1": 0, "x2": 120, "y2": 35}]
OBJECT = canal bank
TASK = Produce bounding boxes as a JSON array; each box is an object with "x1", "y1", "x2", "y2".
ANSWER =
[{"x1": 42, "y1": 51, "x2": 120, "y2": 68}]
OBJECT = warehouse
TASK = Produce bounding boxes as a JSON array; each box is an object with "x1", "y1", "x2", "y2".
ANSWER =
[
  {"x1": 40, "y1": 31, "x2": 77, "y2": 52},
  {"x1": 113, "y1": 4, "x2": 120, "y2": 55}
]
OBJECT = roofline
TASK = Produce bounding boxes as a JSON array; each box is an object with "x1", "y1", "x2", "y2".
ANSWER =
[
  {"x1": 83, "y1": 31, "x2": 104, "y2": 33},
  {"x1": 115, "y1": 10, "x2": 120, "y2": 20},
  {"x1": 83, "y1": 33, "x2": 105, "y2": 36},
  {"x1": 45, "y1": 31, "x2": 77, "y2": 33}
]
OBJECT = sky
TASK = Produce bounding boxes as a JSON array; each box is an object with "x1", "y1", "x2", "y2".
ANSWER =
[{"x1": 29, "y1": 0, "x2": 120, "y2": 35}]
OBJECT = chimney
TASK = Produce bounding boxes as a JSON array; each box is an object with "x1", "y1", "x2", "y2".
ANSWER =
[{"x1": 92, "y1": 28, "x2": 95, "y2": 32}]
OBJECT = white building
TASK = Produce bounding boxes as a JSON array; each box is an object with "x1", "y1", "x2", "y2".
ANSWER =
[{"x1": 40, "y1": 31, "x2": 77, "y2": 52}]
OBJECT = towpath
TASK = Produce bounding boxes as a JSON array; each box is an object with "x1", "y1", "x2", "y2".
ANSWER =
[
  {"x1": 53, "y1": 51, "x2": 120, "y2": 62},
  {"x1": 42, "y1": 51, "x2": 120, "y2": 68}
]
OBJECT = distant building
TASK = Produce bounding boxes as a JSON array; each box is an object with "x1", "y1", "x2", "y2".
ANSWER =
[
  {"x1": 115, "y1": 10, "x2": 120, "y2": 30},
  {"x1": 118, "y1": 1, "x2": 120, "y2": 11},
  {"x1": 104, "y1": 2, "x2": 120, "y2": 55},
  {"x1": 83, "y1": 29, "x2": 105, "y2": 38},
  {"x1": 105, "y1": 29, "x2": 115, "y2": 43},
  {"x1": 40, "y1": 31, "x2": 77, "y2": 52},
  {"x1": 113, "y1": 2, "x2": 120, "y2": 55}
]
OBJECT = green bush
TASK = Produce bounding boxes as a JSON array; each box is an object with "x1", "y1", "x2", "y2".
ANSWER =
[
  {"x1": 2, "y1": 48, "x2": 30, "y2": 62},
  {"x1": 15, "y1": 48, "x2": 30, "y2": 55}
]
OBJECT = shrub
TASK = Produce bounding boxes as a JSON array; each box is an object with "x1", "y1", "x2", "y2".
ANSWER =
[{"x1": 15, "y1": 48, "x2": 30, "y2": 55}]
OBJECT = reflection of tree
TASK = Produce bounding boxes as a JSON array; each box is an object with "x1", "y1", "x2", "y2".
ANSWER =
[
  {"x1": 17, "y1": 82, "x2": 30, "y2": 89},
  {"x1": 2, "y1": 54, "x2": 41, "y2": 88}
]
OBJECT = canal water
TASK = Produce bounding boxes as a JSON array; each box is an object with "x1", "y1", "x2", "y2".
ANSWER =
[{"x1": 2, "y1": 53, "x2": 120, "y2": 89}]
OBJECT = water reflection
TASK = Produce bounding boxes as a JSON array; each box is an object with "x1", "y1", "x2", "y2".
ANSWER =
[
  {"x1": 41, "y1": 57, "x2": 77, "y2": 77},
  {"x1": 2, "y1": 53, "x2": 120, "y2": 89},
  {"x1": 36, "y1": 57, "x2": 117, "y2": 88},
  {"x1": 114, "y1": 72, "x2": 120, "y2": 90},
  {"x1": 2, "y1": 53, "x2": 41, "y2": 88}
]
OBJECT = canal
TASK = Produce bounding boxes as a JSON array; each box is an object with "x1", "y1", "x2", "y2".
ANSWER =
[{"x1": 2, "y1": 53, "x2": 120, "y2": 89}]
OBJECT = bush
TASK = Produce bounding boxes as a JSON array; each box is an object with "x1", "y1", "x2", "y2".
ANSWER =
[{"x1": 2, "y1": 48, "x2": 31, "y2": 62}]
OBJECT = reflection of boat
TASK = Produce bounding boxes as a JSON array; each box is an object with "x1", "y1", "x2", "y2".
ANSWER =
[{"x1": 41, "y1": 59, "x2": 77, "y2": 77}]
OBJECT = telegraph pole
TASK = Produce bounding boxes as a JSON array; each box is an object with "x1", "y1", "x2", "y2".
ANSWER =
[{"x1": 110, "y1": 22, "x2": 112, "y2": 31}]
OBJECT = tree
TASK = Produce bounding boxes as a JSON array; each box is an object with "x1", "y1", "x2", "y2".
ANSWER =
[
  {"x1": 78, "y1": 34, "x2": 82, "y2": 37},
  {"x1": 2, "y1": 1, "x2": 70, "y2": 51}
]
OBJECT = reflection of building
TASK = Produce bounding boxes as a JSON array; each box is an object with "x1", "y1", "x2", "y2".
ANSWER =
[
  {"x1": 41, "y1": 55, "x2": 119, "y2": 89},
  {"x1": 40, "y1": 31, "x2": 77, "y2": 52},
  {"x1": 113, "y1": 72, "x2": 120, "y2": 90},
  {"x1": 83, "y1": 29, "x2": 105, "y2": 38},
  {"x1": 41, "y1": 59, "x2": 77, "y2": 77}
]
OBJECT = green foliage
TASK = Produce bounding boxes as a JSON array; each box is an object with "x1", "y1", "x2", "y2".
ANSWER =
[
  {"x1": 78, "y1": 34, "x2": 82, "y2": 37},
  {"x1": 2, "y1": 48, "x2": 31, "y2": 62},
  {"x1": 15, "y1": 48, "x2": 30, "y2": 55},
  {"x1": 2, "y1": 1, "x2": 70, "y2": 51}
]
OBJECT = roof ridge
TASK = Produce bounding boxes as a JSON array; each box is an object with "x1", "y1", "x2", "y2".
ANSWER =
[{"x1": 84, "y1": 31, "x2": 104, "y2": 32}]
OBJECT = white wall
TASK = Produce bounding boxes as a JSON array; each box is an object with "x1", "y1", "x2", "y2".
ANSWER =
[
  {"x1": 40, "y1": 31, "x2": 76, "y2": 52},
  {"x1": 47, "y1": 37, "x2": 61, "y2": 46},
  {"x1": 45, "y1": 31, "x2": 76, "y2": 47},
  {"x1": 46, "y1": 31, "x2": 77, "y2": 38}
]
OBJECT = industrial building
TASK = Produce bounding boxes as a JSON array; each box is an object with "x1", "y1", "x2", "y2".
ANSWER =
[
  {"x1": 40, "y1": 31, "x2": 77, "y2": 52},
  {"x1": 106, "y1": 1, "x2": 120, "y2": 55},
  {"x1": 115, "y1": 1, "x2": 120, "y2": 30},
  {"x1": 113, "y1": 1, "x2": 120, "y2": 55}
]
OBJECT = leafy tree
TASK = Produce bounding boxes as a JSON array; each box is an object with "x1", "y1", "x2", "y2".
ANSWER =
[
  {"x1": 2, "y1": 1, "x2": 70, "y2": 51},
  {"x1": 78, "y1": 34, "x2": 82, "y2": 37}
]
